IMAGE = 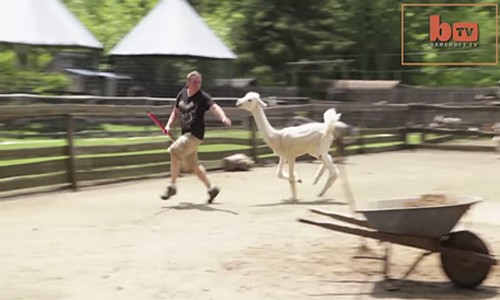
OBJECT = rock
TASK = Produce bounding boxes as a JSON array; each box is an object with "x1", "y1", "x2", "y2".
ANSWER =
[{"x1": 222, "y1": 153, "x2": 255, "y2": 171}]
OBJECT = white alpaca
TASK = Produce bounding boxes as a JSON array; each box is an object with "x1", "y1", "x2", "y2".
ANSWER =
[{"x1": 236, "y1": 92, "x2": 341, "y2": 200}]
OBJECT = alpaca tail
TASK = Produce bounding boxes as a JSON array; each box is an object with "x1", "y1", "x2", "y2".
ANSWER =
[{"x1": 323, "y1": 108, "x2": 341, "y2": 133}]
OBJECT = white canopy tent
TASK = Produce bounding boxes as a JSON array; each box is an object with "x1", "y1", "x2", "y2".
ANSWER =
[
  {"x1": 110, "y1": 0, "x2": 236, "y2": 59},
  {"x1": 0, "y1": 0, "x2": 102, "y2": 49}
]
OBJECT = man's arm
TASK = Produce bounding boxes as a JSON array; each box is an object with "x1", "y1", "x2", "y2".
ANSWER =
[
  {"x1": 165, "y1": 107, "x2": 181, "y2": 132},
  {"x1": 209, "y1": 104, "x2": 232, "y2": 127}
]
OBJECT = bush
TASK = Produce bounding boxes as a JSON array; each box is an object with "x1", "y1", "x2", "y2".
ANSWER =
[{"x1": 0, "y1": 50, "x2": 71, "y2": 94}]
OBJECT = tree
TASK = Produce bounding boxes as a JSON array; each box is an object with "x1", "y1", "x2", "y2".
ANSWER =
[
  {"x1": 62, "y1": 0, "x2": 160, "y2": 52},
  {"x1": 405, "y1": 2, "x2": 499, "y2": 86}
]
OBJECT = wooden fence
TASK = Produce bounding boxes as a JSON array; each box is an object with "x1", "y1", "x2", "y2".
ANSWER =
[
  {"x1": 0, "y1": 102, "x2": 497, "y2": 197},
  {"x1": 407, "y1": 127, "x2": 497, "y2": 152}
]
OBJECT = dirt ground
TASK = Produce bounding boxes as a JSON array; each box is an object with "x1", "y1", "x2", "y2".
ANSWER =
[{"x1": 0, "y1": 149, "x2": 499, "y2": 300}]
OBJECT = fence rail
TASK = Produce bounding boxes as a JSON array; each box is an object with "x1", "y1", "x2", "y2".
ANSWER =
[{"x1": 1, "y1": 102, "x2": 498, "y2": 197}]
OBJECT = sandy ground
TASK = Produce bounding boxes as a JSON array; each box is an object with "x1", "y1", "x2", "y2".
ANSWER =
[{"x1": 0, "y1": 149, "x2": 499, "y2": 300}]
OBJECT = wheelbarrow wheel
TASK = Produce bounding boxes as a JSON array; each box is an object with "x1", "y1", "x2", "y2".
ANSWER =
[{"x1": 440, "y1": 230, "x2": 491, "y2": 288}]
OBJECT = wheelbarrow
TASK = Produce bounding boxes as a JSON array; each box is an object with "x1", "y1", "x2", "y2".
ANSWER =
[{"x1": 298, "y1": 194, "x2": 497, "y2": 289}]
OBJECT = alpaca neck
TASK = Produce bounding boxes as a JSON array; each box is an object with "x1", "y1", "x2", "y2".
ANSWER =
[{"x1": 251, "y1": 106, "x2": 279, "y2": 142}]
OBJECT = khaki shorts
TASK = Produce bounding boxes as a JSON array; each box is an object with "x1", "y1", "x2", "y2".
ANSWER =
[{"x1": 168, "y1": 133, "x2": 202, "y2": 168}]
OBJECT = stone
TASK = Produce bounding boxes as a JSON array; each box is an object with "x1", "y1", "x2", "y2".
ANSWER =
[{"x1": 222, "y1": 153, "x2": 255, "y2": 171}]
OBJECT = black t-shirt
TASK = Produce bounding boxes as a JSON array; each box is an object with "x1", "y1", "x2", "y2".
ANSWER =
[{"x1": 175, "y1": 88, "x2": 215, "y2": 140}]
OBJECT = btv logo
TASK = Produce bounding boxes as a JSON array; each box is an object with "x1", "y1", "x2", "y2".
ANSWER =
[{"x1": 429, "y1": 15, "x2": 479, "y2": 43}]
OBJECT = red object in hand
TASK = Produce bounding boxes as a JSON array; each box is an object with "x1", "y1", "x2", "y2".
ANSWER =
[{"x1": 147, "y1": 111, "x2": 175, "y2": 140}]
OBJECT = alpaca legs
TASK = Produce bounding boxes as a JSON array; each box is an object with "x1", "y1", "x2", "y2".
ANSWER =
[
  {"x1": 277, "y1": 157, "x2": 302, "y2": 183},
  {"x1": 287, "y1": 159, "x2": 298, "y2": 200},
  {"x1": 318, "y1": 154, "x2": 338, "y2": 197},
  {"x1": 313, "y1": 154, "x2": 333, "y2": 185}
]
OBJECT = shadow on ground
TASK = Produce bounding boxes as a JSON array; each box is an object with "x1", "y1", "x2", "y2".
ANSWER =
[
  {"x1": 157, "y1": 202, "x2": 239, "y2": 215},
  {"x1": 253, "y1": 198, "x2": 347, "y2": 208},
  {"x1": 307, "y1": 277, "x2": 499, "y2": 299}
]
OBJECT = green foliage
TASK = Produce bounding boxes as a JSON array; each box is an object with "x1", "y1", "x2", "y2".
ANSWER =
[
  {"x1": 3, "y1": 0, "x2": 497, "y2": 95},
  {"x1": 224, "y1": 0, "x2": 351, "y2": 84},
  {"x1": 0, "y1": 51, "x2": 71, "y2": 94},
  {"x1": 403, "y1": 1, "x2": 499, "y2": 86},
  {"x1": 62, "y1": 0, "x2": 160, "y2": 53}
]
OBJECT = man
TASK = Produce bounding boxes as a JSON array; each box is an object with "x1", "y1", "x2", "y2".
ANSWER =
[{"x1": 161, "y1": 71, "x2": 232, "y2": 203}]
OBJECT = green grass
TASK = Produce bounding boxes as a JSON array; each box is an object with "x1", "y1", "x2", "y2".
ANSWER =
[
  {"x1": 405, "y1": 133, "x2": 447, "y2": 144},
  {"x1": 75, "y1": 136, "x2": 167, "y2": 146},
  {"x1": 0, "y1": 128, "x2": 252, "y2": 149},
  {"x1": 0, "y1": 157, "x2": 67, "y2": 167},
  {"x1": 0, "y1": 128, "x2": 422, "y2": 150},
  {"x1": 199, "y1": 144, "x2": 249, "y2": 151},
  {"x1": 205, "y1": 128, "x2": 251, "y2": 138},
  {"x1": 100, "y1": 124, "x2": 158, "y2": 131},
  {"x1": 0, "y1": 143, "x2": 252, "y2": 167},
  {"x1": 407, "y1": 133, "x2": 422, "y2": 144},
  {"x1": 0, "y1": 139, "x2": 66, "y2": 149},
  {"x1": 0, "y1": 129, "x2": 428, "y2": 168}
]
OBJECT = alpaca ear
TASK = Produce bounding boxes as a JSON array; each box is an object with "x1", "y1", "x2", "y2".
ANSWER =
[{"x1": 258, "y1": 98, "x2": 268, "y2": 107}]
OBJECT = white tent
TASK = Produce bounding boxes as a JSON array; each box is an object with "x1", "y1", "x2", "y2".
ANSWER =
[
  {"x1": 0, "y1": 0, "x2": 102, "y2": 49},
  {"x1": 110, "y1": 0, "x2": 236, "y2": 59}
]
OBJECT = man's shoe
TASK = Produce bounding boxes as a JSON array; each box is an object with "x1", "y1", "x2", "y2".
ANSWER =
[
  {"x1": 160, "y1": 186, "x2": 176, "y2": 200},
  {"x1": 207, "y1": 186, "x2": 220, "y2": 204}
]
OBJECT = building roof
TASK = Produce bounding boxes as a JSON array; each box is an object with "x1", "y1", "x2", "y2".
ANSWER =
[
  {"x1": 333, "y1": 80, "x2": 401, "y2": 90},
  {"x1": 214, "y1": 78, "x2": 257, "y2": 88},
  {"x1": 109, "y1": 0, "x2": 236, "y2": 59},
  {"x1": 65, "y1": 68, "x2": 131, "y2": 80},
  {"x1": 0, "y1": 0, "x2": 102, "y2": 49}
]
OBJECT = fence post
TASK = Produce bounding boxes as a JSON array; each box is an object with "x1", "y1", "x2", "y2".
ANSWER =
[
  {"x1": 422, "y1": 131, "x2": 428, "y2": 143},
  {"x1": 358, "y1": 112, "x2": 366, "y2": 154},
  {"x1": 310, "y1": 104, "x2": 318, "y2": 121},
  {"x1": 65, "y1": 114, "x2": 78, "y2": 191},
  {"x1": 357, "y1": 132, "x2": 365, "y2": 154},
  {"x1": 400, "y1": 127, "x2": 409, "y2": 150},
  {"x1": 248, "y1": 116, "x2": 258, "y2": 164}
]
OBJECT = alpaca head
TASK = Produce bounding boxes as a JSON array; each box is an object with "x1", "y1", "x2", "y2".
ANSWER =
[{"x1": 236, "y1": 92, "x2": 267, "y2": 111}]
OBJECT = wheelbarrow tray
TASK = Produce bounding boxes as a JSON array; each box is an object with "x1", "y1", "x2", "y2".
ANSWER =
[
  {"x1": 355, "y1": 195, "x2": 481, "y2": 238},
  {"x1": 299, "y1": 195, "x2": 496, "y2": 289}
]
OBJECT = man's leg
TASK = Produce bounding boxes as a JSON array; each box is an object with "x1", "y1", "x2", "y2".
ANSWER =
[
  {"x1": 170, "y1": 154, "x2": 181, "y2": 186},
  {"x1": 188, "y1": 151, "x2": 220, "y2": 203},
  {"x1": 186, "y1": 152, "x2": 210, "y2": 189},
  {"x1": 161, "y1": 136, "x2": 188, "y2": 200},
  {"x1": 161, "y1": 154, "x2": 180, "y2": 200},
  {"x1": 161, "y1": 153, "x2": 180, "y2": 200}
]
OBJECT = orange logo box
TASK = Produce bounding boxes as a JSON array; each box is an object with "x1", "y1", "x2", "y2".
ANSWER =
[
  {"x1": 401, "y1": 3, "x2": 498, "y2": 66},
  {"x1": 430, "y1": 15, "x2": 478, "y2": 43}
]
